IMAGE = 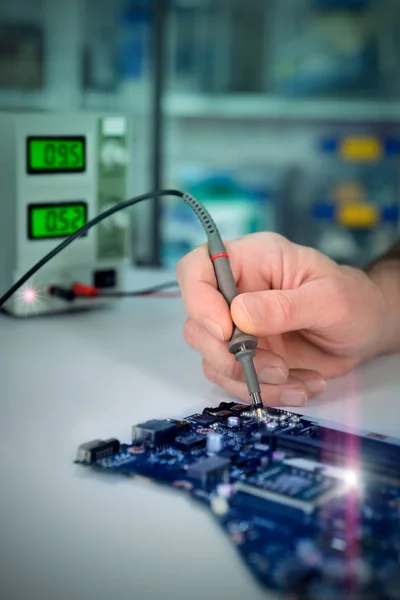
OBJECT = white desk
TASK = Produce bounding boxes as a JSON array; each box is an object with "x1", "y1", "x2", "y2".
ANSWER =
[{"x1": 1, "y1": 269, "x2": 400, "y2": 600}]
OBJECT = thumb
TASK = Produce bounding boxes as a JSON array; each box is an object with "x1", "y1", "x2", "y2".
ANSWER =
[{"x1": 231, "y1": 280, "x2": 334, "y2": 336}]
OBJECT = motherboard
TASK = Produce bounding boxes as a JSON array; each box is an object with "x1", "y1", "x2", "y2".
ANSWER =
[{"x1": 75, "y1": 402, "x2": 400, "y2": 600}]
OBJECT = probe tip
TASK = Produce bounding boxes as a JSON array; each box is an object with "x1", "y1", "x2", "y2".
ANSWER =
[{"x1": 250, "y1": 392, "x2": 263, "y2": 410}]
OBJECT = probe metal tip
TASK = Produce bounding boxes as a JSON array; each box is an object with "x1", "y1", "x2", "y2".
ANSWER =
[{"x1": 250, "y1": 392, "x2": 263, "y2": 410}]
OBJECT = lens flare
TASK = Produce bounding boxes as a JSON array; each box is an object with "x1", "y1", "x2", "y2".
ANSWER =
[
  {"x1": 343, "y1": 468, "x2": 360, "y2": 487},
  {"x1": 21, "y1": 286, "x2": 37, "y2": 304}
]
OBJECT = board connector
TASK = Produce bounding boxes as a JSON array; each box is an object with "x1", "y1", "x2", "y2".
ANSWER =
[
  {"x1": 273, "y1": 430, "x2": 400, "y2": 478},
  {"x1": 76, "y1": 438, "x2": 120, "y2": 464}
]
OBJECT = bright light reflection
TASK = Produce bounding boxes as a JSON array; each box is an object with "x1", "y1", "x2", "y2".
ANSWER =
[
  {"x1": 21, "y1": 287, "x2": 38, "y2": 304},
  {"x1": 343, "y1": 468, "x2": 360, "y2": 487}
]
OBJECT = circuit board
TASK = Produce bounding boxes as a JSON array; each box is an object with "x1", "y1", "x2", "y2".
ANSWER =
[{"x1": 75, "y1": 402, "x2": 400, "y2": 600}]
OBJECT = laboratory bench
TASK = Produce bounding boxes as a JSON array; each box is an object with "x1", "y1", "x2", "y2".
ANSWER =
[{"x1": 1, "y1": 268, "x2": 399, "y2": 600}]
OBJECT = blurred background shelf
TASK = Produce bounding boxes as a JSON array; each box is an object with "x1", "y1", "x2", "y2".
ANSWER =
[
  {"x1": 1, "y1": 0, "x2": 400, "y2": 270},
  {"x1": 164, "y1": 93, "x2": 400, "y2": 122}
]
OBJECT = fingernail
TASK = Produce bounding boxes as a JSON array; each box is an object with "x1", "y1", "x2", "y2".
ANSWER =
[
  {"x1": 259, "y1": 366, "x2": 287, "y2": 385},
  {"x1": 304, "y1": 378, "x2": 327, "y2": 395},
  {"x1": 203, "y1": 318, "x2": 224, "y2": 341},
  {"x1": 281, "y1": 389, "x2": 307, "y2": 406},
  {"x1": 239, "y1": 296, "x2": 264, "y2": 323}
]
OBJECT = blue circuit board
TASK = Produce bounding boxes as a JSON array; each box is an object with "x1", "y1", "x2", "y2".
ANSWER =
[{"x1": 75, "y1": 402, "x2": 400, "y2": 599}]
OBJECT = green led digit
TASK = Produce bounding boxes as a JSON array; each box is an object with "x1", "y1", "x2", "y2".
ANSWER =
[
  {"x1": 29, "y1": 204, "x2": 86, "y2": 239},
  {"x1": 28, "y1": 138, "x2": 85, "y2": 172}
]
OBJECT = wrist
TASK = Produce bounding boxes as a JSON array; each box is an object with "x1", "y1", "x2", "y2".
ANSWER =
[{"x1": 366, "y1": 260, "x2": 400, "y2": 356}]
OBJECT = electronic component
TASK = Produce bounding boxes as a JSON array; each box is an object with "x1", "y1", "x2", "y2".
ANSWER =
[
  {"x1": 227, "y1": 416, "x2": 241, "y2": 428},
  {"x1": 186, "y1": 413, "x2": 219, "y2": 426},
  {"x1": 76, "y1": 438, "x2": 120, "y2": 464},
  {"x1": 203, "y1": 407, "x2": 233, "y2": 419},
  {"x1": 219, "y1": 449, "x2": 236, "y2": 461},
  {"x1": 217, "y1": 402, "x2": 237, "y2": 410},
  {"x1": 175, "y1": 433, "x2": 206, "y2": 451},
  {"x1": 230, "y1": 404, "x2": 249, "y2": 413},
  {"x1": 206, "y1": 432, "x2": 224, "y2": 455},
  {"x1": 265, "y1": 422, "x2": 279, "y2": 432},
  {"x1": 131, "y1": 419, "x2": 188, "y2": 446},
  {"x1": 274, "y1": 429, "x2": 400, "y2": 478},
  {"x1": 186, "y1": 456, "x2": 231, "y2": 486},
  {"x1": 71, "y1": 400, "x2": 400, "y2": 596},
  {"x1": 78, "y1": 405, "x2": 400, "y2": 600},
  {"x1": 239, "y1": 464, "x2": 340, "y2": 512}
]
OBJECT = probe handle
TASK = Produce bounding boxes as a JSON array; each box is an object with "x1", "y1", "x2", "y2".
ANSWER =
[{"x1": 210, "y1": 253, "x2": 258, "y2": 354}]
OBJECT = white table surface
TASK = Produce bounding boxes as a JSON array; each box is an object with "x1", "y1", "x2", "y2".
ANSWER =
[{"x1": 1, "y1": 269, "x2": 400, "y2": 600}]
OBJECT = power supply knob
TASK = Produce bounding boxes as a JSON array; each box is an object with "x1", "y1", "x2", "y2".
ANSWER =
[
  {"x1": 99, "y1": 202, "x2": 130, "y2": 230},
  {"x1": 100, "y1": 142, "x2": 129, "y2": 168}
]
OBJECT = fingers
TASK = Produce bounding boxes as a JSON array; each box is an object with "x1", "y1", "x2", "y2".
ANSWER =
[
  {"x1": 178, "y1": 234, "x2": 341, "y2": 343},
  {"x1": 177, "y1": 244, "x2": 233, "y2": 341},
  {"x1": 184, "y1": 318, "x2": 289, "y2": 384},
  {"x1": 231, "y1": 278, "x2": 341, "y2": 337},
  {"x1": 184, "y1": 316, "x2": 327, "y2": 405},
  {"x1": 176, "y1": 233, "x2": 294, "y2": 341},
  {"x1": 203, "y1": 361, "x2": 326, "y2": 407}
]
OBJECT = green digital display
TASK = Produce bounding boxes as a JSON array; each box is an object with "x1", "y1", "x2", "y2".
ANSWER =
[
  {"x1": 28, "y1": 203, "x2": 87, "y2": 239},
  {"x1": 27, "y1": 136, "x2": 86, "y2": 173}
]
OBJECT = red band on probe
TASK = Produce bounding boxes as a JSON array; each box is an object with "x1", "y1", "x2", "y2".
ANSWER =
[{"x1": 210, "y1": 253, "x2": 229, "y2": 262}]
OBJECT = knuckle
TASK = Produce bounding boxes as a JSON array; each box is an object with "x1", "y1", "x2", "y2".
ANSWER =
[
  {"x1": 327, "y1": 277, "x2": 352, "y2": 322},
  {"x1": 268, "y1": 232, "x2": 288, "y2": 245},
  {"x1": 220, "y1": 353, "x2": 240, "y2": 380},
  {"x1": 176, "y1": 244, "x2": 208, "y2": 285},
  {"x1": 263, "y1": 232, "x2": 291, "y2": 252},
  {"x1": 202, "y1": 360, "x2": 219, "y2": 385},
  {"x1": 255, "y1": 231, "x2": 287, "y2": 245},
  {"x1": 175, "y1": 254, "x2": 189, "y2": 285},
  {"x1": 183, "y1": 318, "x2": 198, "y2": 348},
  {"x1": 274, "y1": 291, "x2": 296, "y2": 324}
]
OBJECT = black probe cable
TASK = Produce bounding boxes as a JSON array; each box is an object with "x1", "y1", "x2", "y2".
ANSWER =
[
  {"x1": 49, "y1": 279, "x2": 180, "y2": 300},
  {"x1": 0, "y1": 188, "x2": 263, "y2": 409},
  {"x1": 0, "y1": 190, "x2": 184, "y2": 307},
  {"x1": 98, "y1": 280, "x2": 180, "y2": 297}
]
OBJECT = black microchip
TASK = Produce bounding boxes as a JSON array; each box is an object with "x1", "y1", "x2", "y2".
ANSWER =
[
  {"x1": 132, "y1": 420, "x2": 178, "y2": 446},
  {"x1": 230, "y1": 404, "x2": 249, "y2": 413},
  {"x1": 218, "y1": 402, "x2": 237, "y2": 410},
  {"x1": 167, "y1": 419, "x2": 191, "y2": 434},
  {"x1": 220, "y1": 449, "x2": 236, "y2": 461},
  {"x1": 203, "y1": 407, "x2": 232, "y2": 418},
  {"x1": 219, "y1": 448, "x2": 248, "y2": 466},
  {"x1": 187, "y1": 413, "x2": 218, "y2": 426},
  {"x1": 213, "y1": 410, "x2": 232, "y2": 419},
  {"x1": 175, "y1": 433, "x2": 206, "y2": 451},
  {"x1": 187, "y1": 455, "x2": 231, "y2": 484}
]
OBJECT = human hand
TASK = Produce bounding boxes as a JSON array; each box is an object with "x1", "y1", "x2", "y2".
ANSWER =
[{"x1": 177, "y1": 233, "x2": 388, "y2": 407}]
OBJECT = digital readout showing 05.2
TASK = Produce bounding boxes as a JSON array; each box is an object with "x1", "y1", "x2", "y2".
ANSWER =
[{"x1": 28, "y1": 203, "x2": 87, "y2": 239}]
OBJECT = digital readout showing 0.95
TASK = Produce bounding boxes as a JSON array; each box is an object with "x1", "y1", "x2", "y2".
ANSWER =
[{"x1": 27, "y1": 137, "x2": 86, "y2": 174}]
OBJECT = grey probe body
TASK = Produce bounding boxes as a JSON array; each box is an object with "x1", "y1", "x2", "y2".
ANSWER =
[
  {"x1": 182, "y1": 192, "x2": 263, "y2": 410},
  {"x1": 210, "y1": 251, "x2": 263, "y2": 410}
]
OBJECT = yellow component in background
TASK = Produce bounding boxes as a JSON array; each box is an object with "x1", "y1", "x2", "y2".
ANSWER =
[
  {"x1": 340, "y1": 137, "x2": 382, "y2": 162},
  {"x1": 338, "y1": 202, "x2": 379, "y2": 228}
]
